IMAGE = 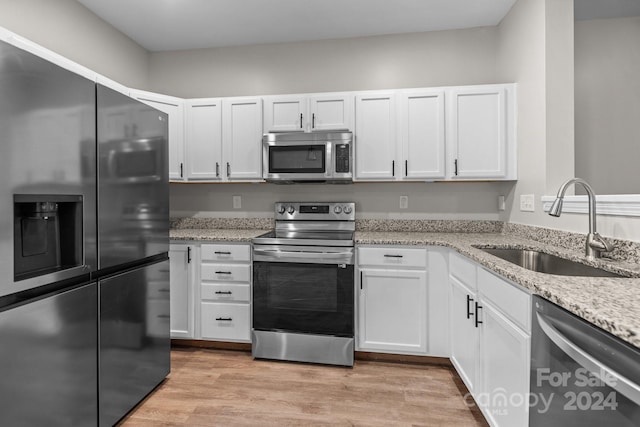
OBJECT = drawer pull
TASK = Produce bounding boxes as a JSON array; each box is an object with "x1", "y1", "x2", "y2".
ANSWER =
[
  {"x1": 214, "y1": 251, "x2": 232, "y2": 255},
  {"x1": 158, "y1": 289, "x2": 170, "y2": 293},
  {"x1": 216, "y1": 317, "x2": 233, "y2": 322},
  {"x1": 215, "y1": 271, "x2": 232, "y2": 274},
  {"x1": 383, "y1": 254, "x2": 404, "y2": 258},
  {"x1": 157, "y1": 314, "x2": 170, "y2": 319},
  {"x1": 215, "y1": 291, "x2": 233, "y2": 295}
]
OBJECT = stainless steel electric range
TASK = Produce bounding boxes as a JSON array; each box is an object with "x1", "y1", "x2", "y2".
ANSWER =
[{"x1": 252, "y1": 202, "x2": 355, "y2": 366}]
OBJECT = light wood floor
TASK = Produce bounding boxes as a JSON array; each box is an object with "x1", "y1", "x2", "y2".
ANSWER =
[{"x1": 118, "y1": 347, "x2": 488, "y2": 426}]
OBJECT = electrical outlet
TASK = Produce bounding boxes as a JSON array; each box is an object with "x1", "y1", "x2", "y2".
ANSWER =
[
  {"x1": 498, "y1": 195, "x2": 506, "y2": 211},
  {"x1": 520, "y1": 194, "x2": 535, "y2": 212},
  {"x1": 232, "y1": 195, "x2": 242, "y2": 209},
  {"x1": 399, "y1": 196, "x2": 408, "y2": 209}
]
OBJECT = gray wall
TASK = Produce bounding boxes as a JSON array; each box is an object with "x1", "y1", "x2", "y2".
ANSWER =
[
  {"x1": 148, "y1": 27, "x2": 500, "y2": 98},
  {"x1": 575, "y1": 15, "x2": 640, "y2": 194},
  {"x1": 0, "y1": 0, "x2": 149, "y2": 89}
]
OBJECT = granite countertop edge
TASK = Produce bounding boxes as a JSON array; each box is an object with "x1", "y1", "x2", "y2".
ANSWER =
[{"x1": 169, "y1": 228, "x2": 640, "y2": 348}]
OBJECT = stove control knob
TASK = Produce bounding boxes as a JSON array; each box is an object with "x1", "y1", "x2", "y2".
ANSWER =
[
  {"x1": 277, "y1": 205, "x2": 286, "y2": 214},
  {"x1": 334, "y1": 206, "x2": 343, "y2": 214},
  {"x1": 287, "y1": 205, "x2": 295, "y2": 215},
  {"x1": 343, "y1": 205, "x2": 353, "y2": 214}
]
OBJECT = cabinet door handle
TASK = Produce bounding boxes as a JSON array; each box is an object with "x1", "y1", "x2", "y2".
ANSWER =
[
  {"x1": 226, "y1": 162, "x2": 231, "y2": 178},
  {"x1": 157, "y1": 314, "x2": 170, "y2": 319},
  {"x1": 215, "y1": 271, "x2": 232, "y2": 275},
  {"x1": 466, "y1": 295, "x2": 474, "y2": 319},
  {"x1": 384, "y1": 254, "x2": 404, "y2": 258},
  {"x1": 215, "y1": 291, "x2": 233, "y2": 295},
  {"x1": 405, "y1": 160, "x2": 408, "y2": 177},
  {"x1": 216, "y1": 162, "x2": 220, "y2": 177},
  {"x1": 216, "y1": 317, "x2": 233, "y2": 322},
  {"x1": 360, "y1": 271, "x2": 363, "y2": 290},
  {"x1": 312, "y1": 113, "x2": 315, "y2": 129},
  {"x1": 214, "y1": 251, "x2": 231, "y2": 255},
  {"x1": 187, "y1": 247, "x2": 192, "y2": 263},
  {"x1": 158, "y1": 289, "x2": 170, "y2": 293},
  {"x1": 300, "y1": 113, "x2": 303, "y2": 129},
  {"x1": 475, "y1": 302, "x2": 483, "y2": 328},
  {"x1": 180, "y1": 162, "x2": 184, "y2": 178},
  {"x1": 454, "y1": 159, "x2": 459, "y2": 176}
]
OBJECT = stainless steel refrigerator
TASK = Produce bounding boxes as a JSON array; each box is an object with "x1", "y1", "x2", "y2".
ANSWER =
[
  {"x1": 96, "y1": 84, "x2": 170, "y2": 426},
  {"x1": 0, "y1": 39, "x2": 99, "y2": 426},
  {"x1": 0, "y1": 39, "x2": 170, "y2": 426}
]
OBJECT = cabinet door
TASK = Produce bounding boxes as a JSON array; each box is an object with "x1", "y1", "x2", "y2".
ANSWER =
[
  {"x1": 185, "y1": 99, "x2": 223, "y2": 180},
  {"x1": 169, "y1": 244, "x2": 194, "y2": 339},
  {"x1": 358, "y1": 268, "x2": 427, "y2": 354},
  {"x1": 222, "y1": 97, "x2": 263, "y2": 180},
  {"x1": 479, "y1": 301, "x2": 530, "y2": 427},
  {"x1": 399, "y1": 90, "x2": 446, "y2": 180},
  {"x1": 449, "y1": 86, "x2": 507, "y2": 179},
  {"x1": 308, "y1": 94, "x2": 353, "y2": 131},
  {"x1": 132, "y1": 90, "x2": 185, "y2": 181},
  {"x1": 355, "y1": 92, "x2": 397, "y2": 180},
  {"x1": 263, "y1": 95, "x2": 306, "y2": 132},
  {"x1": 449, "y1": 276, "x2": 479, "y2": 393}
]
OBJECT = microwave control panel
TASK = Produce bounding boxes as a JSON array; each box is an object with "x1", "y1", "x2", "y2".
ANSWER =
[{"x1": 335, "y1": 144, "x2": 350, "y2": 173}]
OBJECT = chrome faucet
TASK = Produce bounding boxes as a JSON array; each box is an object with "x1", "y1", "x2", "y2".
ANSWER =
[{"x1": 548, "y1": 178, "x2": 614, "y2": 259}]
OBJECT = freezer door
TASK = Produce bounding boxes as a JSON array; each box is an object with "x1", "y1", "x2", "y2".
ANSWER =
[
  {"x1": 99, "y1": 259, "x2": 170, "y2": 426},
  {"x1": 97, "y1": 84, "x2": 169, "y2": 270},
  {"x1": 0, "y1": 39, "x2": 97, "y2": 297},
  {"x1": 0, "y1": 282, "x2": 98, "y2": 425}
]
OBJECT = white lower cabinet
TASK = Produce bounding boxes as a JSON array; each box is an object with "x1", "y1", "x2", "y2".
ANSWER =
[
  {"x1": 449, "y1": 251, "x2": 531, "y2": 427},
  {"x1": 198, "y1": 243, "x2": 252, "y2": 343},
  {"x1": 169, "y1": 243, "x2": 197, "y2": 339},
  {"x1": 357, "y1": 246, "x2": 429, "y2": 355}
]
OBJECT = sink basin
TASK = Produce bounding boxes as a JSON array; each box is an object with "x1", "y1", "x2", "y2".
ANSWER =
[{"x1": 476, "y1": 247, "x2": 625, "y2": 278}]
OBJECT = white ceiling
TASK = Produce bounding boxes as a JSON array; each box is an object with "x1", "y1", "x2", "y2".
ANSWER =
[{"x1": 76, "y1": 0, "x2": 519, "y2": 52}]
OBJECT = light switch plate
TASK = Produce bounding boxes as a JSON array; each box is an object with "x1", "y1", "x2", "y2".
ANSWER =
[
  {"x1": 520, "y1": 194, "x2": 535, "y2": 212},
  {"x1": 498, "y1": 195, "x2": 506, "y2": 211}
]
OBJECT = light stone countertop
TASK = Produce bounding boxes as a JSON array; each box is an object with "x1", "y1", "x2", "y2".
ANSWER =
[
  {"x1": 169, "y1": 226, "x2": 640, "y2": 349},
  {"x1": 356, "y1": 231, "x2": 640, "y2": 348},
  {"x1": 170, "y1": 228, "x2": 269, "y2": 242}
]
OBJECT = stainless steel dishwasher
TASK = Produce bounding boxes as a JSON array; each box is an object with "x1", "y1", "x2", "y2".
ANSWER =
[{"x1": 530, "y1": 295, "x2": 640, "y2": 426}]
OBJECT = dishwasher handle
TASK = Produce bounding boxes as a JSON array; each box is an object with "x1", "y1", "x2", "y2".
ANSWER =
[{"x1": 536, "y1": 311, "x2": 640, "y2": 406}]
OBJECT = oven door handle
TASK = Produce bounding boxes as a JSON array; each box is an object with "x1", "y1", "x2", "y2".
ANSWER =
[
  {"x1": 253, "y1": 248, "x2": 353, "y2": 264},
  {"x1": 536, "y1": 311, "x2": 640, "y2": 406}
]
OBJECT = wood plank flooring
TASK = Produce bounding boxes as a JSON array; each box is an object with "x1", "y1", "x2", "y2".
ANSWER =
[{"x1": 118, "y1": 347, "x2": 488, "y2": 426}]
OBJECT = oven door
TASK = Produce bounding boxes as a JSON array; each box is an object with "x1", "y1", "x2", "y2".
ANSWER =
[{"x1": 253, "y1": 258, "x2": 354, "y2": 338}]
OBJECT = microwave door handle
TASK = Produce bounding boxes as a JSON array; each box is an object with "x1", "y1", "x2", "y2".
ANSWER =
[
  {"x1": 326, "y1": 142, "x2": 333, "y2": 177},
  {"x1": 536, "y1": 311, "x2": 640, "y2": 406}
]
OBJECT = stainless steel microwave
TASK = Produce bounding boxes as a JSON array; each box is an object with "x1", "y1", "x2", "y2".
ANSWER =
[{"x1": 262, "y1": 131, "x2": 353, "y2": 184}]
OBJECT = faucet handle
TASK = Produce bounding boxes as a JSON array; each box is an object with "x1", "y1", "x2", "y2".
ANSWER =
[{"x1": 589, "y1": 232, "x2": 614, "y2": 255}]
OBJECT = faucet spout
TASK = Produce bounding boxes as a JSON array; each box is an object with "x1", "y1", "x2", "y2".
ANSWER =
[{"x1": 548, "y1": 178, "x2": 613, "y2": 259}]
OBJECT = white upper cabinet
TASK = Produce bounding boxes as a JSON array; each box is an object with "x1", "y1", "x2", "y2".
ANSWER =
[
  {"x1": 354, "y1": 92, "x2": 397, "y2": 180},
  {"x1": 263, "y1": 93, "x2": 353, "y2": 133},
  {"x1": 398, "y1": 89, "x2": 446, "y2": 180},
  {"x1": 222, "y1": 97, "x2": 263, "y2": 181},
  {"x1": 448, "y1": 84, "x2": 516, "y2": 180},
  {"x1": 131, "y1": 89, "x2": 186, "y2": 182},
  {"x1": 185, "y1": 98, "x2": 223, "y2": 180}
]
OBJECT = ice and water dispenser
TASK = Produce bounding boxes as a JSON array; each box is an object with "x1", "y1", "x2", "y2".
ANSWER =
[{"x1": 13, "y1": 195, "x2": 83, "y2": 281}]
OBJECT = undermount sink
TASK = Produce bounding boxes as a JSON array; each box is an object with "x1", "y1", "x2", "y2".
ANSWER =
[{"x1": 476, "y1": 247, "x2": 626, "y2": 278}]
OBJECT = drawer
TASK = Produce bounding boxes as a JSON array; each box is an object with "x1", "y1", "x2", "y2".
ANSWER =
[
  {"x1": 200, "y1": 302, "x2": 250, "y2": 342},
  {"x1": 201, "y1": 244, "x2": 250, "y2": 262},
  {"x1": 477, "y1": 267, "x2": 531, "y2": 332},
  {"x1": 201, "y1": 264, "x2": 250, "y2": 283},
  {"x1": 358, "y1": 247, "x2": 427, "y2": 268},
  {"x1": 450, "y1": 252, "x2": 477, "y2": 288},
  {"x1": 201, "y1": 283, "x2": 250, "y2": 303}
]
